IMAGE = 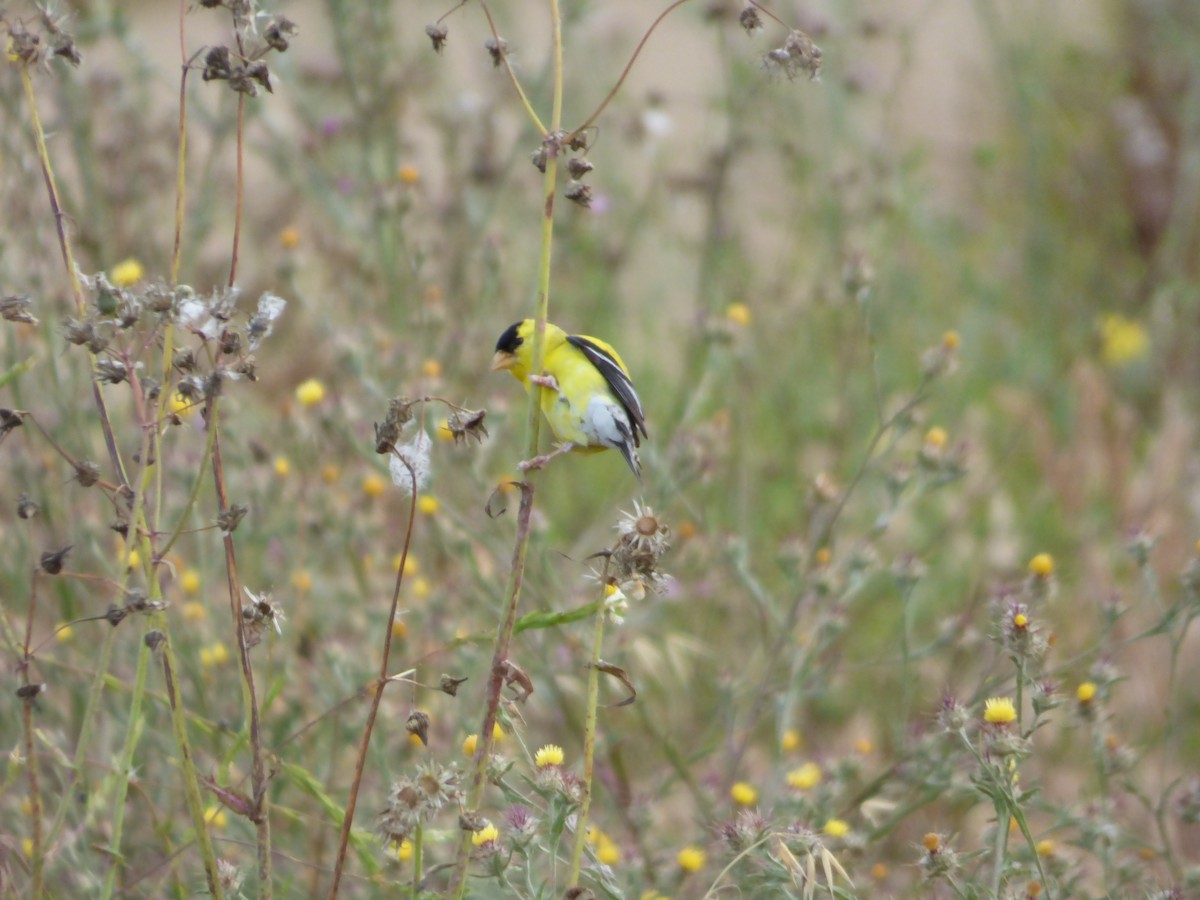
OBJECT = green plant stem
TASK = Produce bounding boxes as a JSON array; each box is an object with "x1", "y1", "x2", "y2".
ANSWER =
[
  {"x1": 158, "y1": 616, "x2": 225, "y2": 898},
  {"x1": 567, "y1": 598, "x2": 608, "y2": 886},
  {"x1": 989, "y1": 798, "x2": 1009, "y2": 895},
  {"x1": 411, "y1": 823, "x2": 424, "y2": 898},
  {"x1": 21, "y1": 685, "x2": 44, "y2": 898},
  {"x1": 101, "y1": 633, "x2": 151, "y2": 900},
  {"x1": 449, "y1": 1, "x2": 563, "y2": 894},
  {"x1": 43, "y1": 625, "x2": 118, "y2": 852},
  {"x1": 19, "y1": 64, "x2": 128, "y2": 487}
]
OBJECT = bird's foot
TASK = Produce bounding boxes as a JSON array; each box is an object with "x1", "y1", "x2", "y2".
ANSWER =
[
  {"x1": 517, "y1": 442, "x2": 575, "y2": 472},
  {"x1": 529, "y1": 373, "x2": 560, "y2": 392}
]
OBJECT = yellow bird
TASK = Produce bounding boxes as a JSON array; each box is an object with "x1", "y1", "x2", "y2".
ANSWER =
[{"x1": 491, "y1": 319, "x2": 647, "y2": 479}]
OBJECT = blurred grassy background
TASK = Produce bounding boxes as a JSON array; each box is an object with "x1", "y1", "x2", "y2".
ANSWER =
[{"x1": 2, "y1": 0, "x2": 1200, "y2": 896}]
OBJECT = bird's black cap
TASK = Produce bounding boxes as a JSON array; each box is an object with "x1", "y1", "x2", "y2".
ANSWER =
[{"x1": 495, "y1": 321, "x2": 523, "y2": 354}]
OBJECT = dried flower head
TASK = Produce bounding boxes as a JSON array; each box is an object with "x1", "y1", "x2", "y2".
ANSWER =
[
  {"x1": 764, "y1": 29, "x2": 823, "y2": 81},
  {"x1": 484, "y1": 36, "x2": 508, "y2": 67},
  {"x1": 1, "y1": 295, "x2": 38, "y2": 325},
  {"x1": 375, "y1": 398, "x2": 416, "y2": 453},
  {"x1": 568, "y1": 157, "x2": 594, "y2": 180},
  {"x1": 609, "y1": 502, "x2": 671, "y2": 595},
  {"x1": 17, "y1": 493, "x2": 40, "y2": 520},
  {"x1": 739, "y1": 6, "x2": 764, "y2": 34},
  {"x1": 241, "y1": 588, "x2": 284, "y2": 648},
  {"x1": 565, "y1": 181, "x2": 593, "y2": 208},
  {"x1": 1, "y1": 408, "x2": 24, "y2": 438},
  {"x1": 446, "y1": 408, "x2": 488, "y2": 444},
  {"x1": 425, "y1": 23, "x2": 449, "y2": 53},
  {"x1": 40, "y1": 545, "x2": 72, "y2": 575},
  {"x1": 406, "y1": 710, "x2": 431, "y2": 746},
  {"x1": 217, "y1": 503, "x2": 249, "y2": 534}
]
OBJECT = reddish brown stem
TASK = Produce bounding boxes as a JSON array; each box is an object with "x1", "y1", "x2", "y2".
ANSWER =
[{"x1": 326, "y1": 454, "x2": 420, "y2": 898}]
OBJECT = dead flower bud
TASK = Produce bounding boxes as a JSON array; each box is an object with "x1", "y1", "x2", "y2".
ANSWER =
[
  {"x1": 485, "y1": 37, "x2": 508, "y2": 67},
  {"x1": 406, "y1": 710, "x2": 431, "y2": 746},
  {"x1": 17, "y1": 494, "x2": 40, "y2": 519},
  {"x1": 426, "y1": 23, "x2": 449, "y2": 53},
  {"x1": 117, "y1": 298, "x2": 141, "y2": 329},
  {"x1": 50, "y1": 33, "x2": 82, "y2": 67},
  {"x1": 17, "y1": 682, "x2": 47, "y2": 700},
  {"x1": 1, "y1": 295, "x2": 38, "y2": 325},
  {"x1": 176, "y1": 374, "x2": 208, "y2": 402},
  {"x1": 95, "y1": 359, "x2": 130, "y2": 385},
  {"x1": 439, "y1": 674, "x2": 469, "y2": 696},
  {"x1": 765, "y1": 29, "x2": 823, "y2": 81},
  {"x1": 242, "y1": 589, "x2": 285, "y2": 647},
  {"x1": 203, "y1": 46, "x2": 232, "y2": 82},
  {"x1": 739, "y1": 6, "x2": 764, "y2": 34},
  {"x1": 568, "y1": 157, "x2": 594, "y2": 180},
  {"x1": 1, "y1": 408, "x2": 23, "y2": 436},
  {"x1": 219, "y1": 327, "x2": 243, "y2": 356},
  {"x1": 199, "y1": 0, "x2": 222, "y2": 7},
  {"x1": 172, "y1": 348, "x2": 197, "y2": 372},
  {"x1": 39, "y1": 545, "x2": 72, "y2": 575},
  {"x1": 232, "y1": 357, "x2": 258, "y2": 382},
  {"x1": 565, "y1": 889, "x2": 594, "y2": 900},
  {"x1": 7, "y1": 24, "x2": 44, "y2": 66},
  {"x1": 218, "y1": 503, "x2": 249, "y2": 534},
  {"x1": 264, "y1": 17, "x2": 297, "y2": 53},
  {"x1": 459, "y1": 811, "x2": 488, "y2": 833},
  {"x1": 375, "y1": 398, "x2": 416, "y2": 453},
  {"x1": 502, "y1": 659, "x2": 534, "y2": 703},
  {"x1": 565, "y1": 181, "x2": 593, "y2": 208},
  {"x1": 144, "y1": 629, "x2": 166, "y2": 651},
  {"x1": 73, "y1": 460, "x2": 101, "y2": 487},
  {"x1": 447, "y1": 408, "x2": 488, "y2": 444},
  {"x1": 62, "y1": 317, "x2": 99, "y2": 348},
  {"x1": 246, "y1": 61, "x2": 273, "y2": 94},
  {"x1": 530, "y1": 144, "x2": 551, "y2": 173},
  {"x1": 106, "y1": 605, "x2": 128, "y2": 627}
]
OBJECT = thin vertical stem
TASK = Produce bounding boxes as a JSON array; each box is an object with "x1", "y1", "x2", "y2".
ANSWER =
[
  {"x1": 449, "y1": 0, "x2": 564, "y2": 895},
  {"x1": 567, "y1": 597, "x2": 608, "y2": 886},
  {"x1": 325, "y1": 453, "x2": 419, "y2": 898}
]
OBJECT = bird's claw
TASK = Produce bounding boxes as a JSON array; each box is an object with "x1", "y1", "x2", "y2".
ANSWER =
[
  {"x1": 517, "y1": 442, "x2": 574, "y2": 473},
  {"x1": 517, "y1": 455, "x2": 551, "y2": 472},
  {"x1": 529, "y1": 373, "x2": 560, "y2": 391}
]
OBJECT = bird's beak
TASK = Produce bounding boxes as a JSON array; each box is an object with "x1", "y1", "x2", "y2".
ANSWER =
[{"x1": 490, "y1": 350, "x2": 514, "y2": 372}]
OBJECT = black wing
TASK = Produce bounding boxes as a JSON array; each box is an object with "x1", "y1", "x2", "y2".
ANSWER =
[{"x1": 567, "y1": 335, "x2": 648, "y2": 445}]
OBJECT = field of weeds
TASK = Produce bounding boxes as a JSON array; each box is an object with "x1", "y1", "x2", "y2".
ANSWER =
[{"x1": 2, "y1": 0, "x2": 1199, "y2": 897}]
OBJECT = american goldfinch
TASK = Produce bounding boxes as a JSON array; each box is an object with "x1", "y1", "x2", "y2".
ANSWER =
[{"x1": 491, "y1": 319, "x2": 648, "y2": 479}]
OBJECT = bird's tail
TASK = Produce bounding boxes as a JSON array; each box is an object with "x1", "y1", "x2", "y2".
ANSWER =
[{"x1": 618, "y1": 441, "x2": 642, "y2": 482}]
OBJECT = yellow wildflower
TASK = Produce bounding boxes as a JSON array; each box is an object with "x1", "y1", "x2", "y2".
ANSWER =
[
  {"x1": 823, "y1": 818, "x2": 850, "y2": 838},
  {"x1": 984, "y1": 696, "x2": 1017, "y2": 724},
  {"x1": 786, "y1": 761, "x2": 822, "y2": 790},
  {"x1": 730, "y1": 781, "x2": 758, "y2": 806},
  {"x1": 676, "y1": 846, "x2": 706, "y2": 872},
  {"x1": 111, "y1": 258, "x2": 145, "y2": 287},
  {"x1": 295, "y1": 378, "x2": 327, "y2": 408},
  {"x1": 471, "y1": 823, "x2": 499, "y2": 847},
  {"x1": 1098, "y1": 313, "x2": 1148, "y2": 366},
  {"x1": 725, "y1": 302, "x2": 751, "y2": 326},
  {"x1": 1028, "y1": 553, "x2": 1055, "y2": 577}
]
